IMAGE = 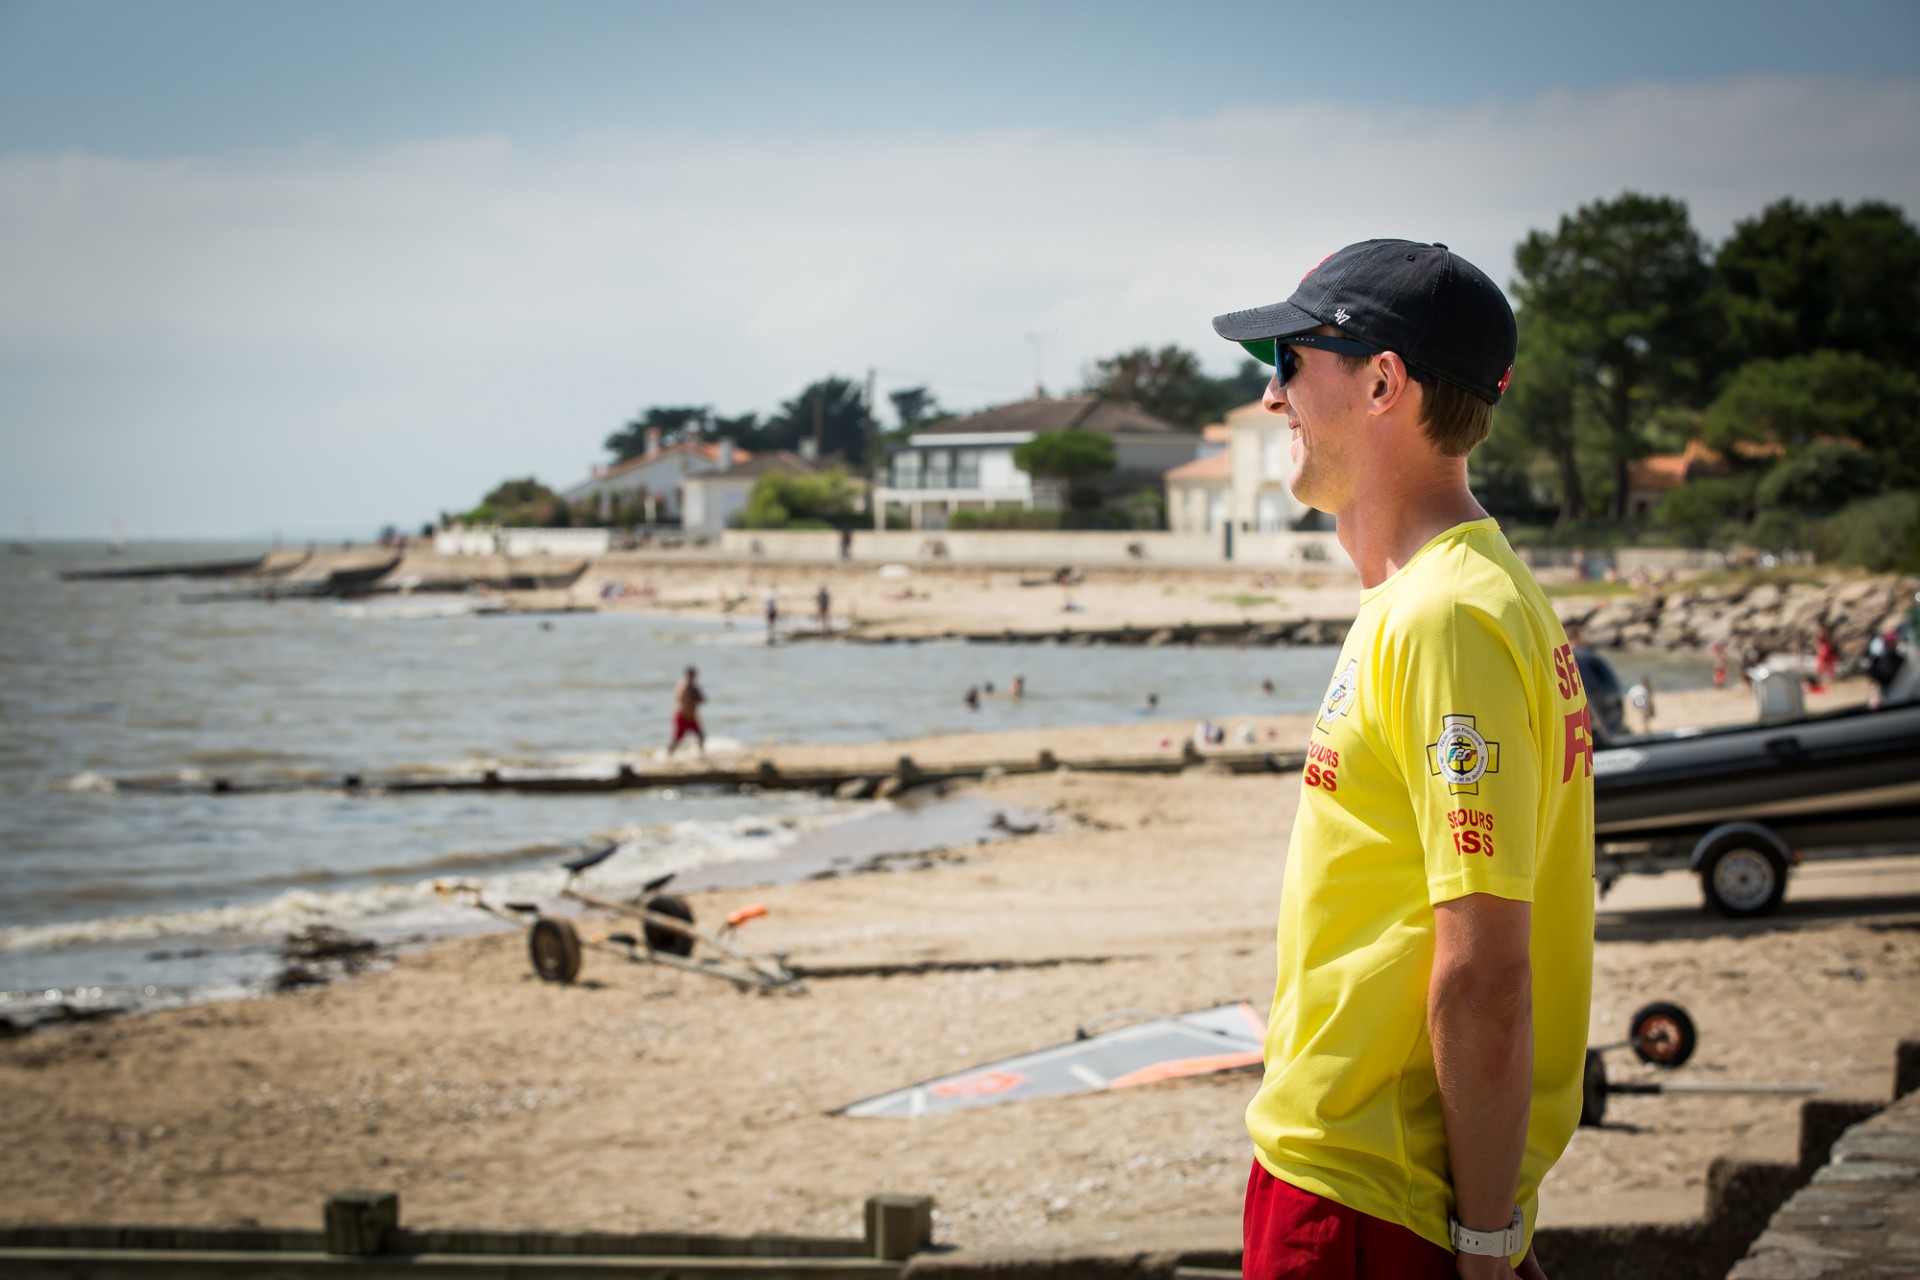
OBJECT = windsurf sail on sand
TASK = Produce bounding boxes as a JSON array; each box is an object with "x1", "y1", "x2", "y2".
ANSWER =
[{"x1": 836, "y1": 1002, "x2": 1265, "y2": 1118}]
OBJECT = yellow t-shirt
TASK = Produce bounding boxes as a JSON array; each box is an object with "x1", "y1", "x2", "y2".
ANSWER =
[{"x1": 1247, "y1": 519, "x2": 1595, "y2": 1256}]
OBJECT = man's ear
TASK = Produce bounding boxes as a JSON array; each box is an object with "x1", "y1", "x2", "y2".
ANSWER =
[{"x1": 1367, "y1": 353, "x2": 1417, "y2": 416}]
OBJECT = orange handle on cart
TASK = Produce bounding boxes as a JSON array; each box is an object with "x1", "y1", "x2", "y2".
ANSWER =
[{"x1": 726, "y1": 904, "x2": 769, "y2": 927}]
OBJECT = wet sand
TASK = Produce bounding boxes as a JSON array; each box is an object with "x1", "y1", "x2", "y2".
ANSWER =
[{"x1": 4, "y1": 681, "x2": 1917, "y2": 1254}]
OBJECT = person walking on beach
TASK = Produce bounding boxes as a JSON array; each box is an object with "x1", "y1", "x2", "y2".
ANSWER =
[
  {"x1": 763, "y1": 586, "x2": 779, "y2": 645},
  {"x1": 667, "y1": 665, "x2": 706, "y2": 757},
  {"x1": 815, "y1": 584, "x2": 832, "y2": 632},
  {"x1": 1213, "y1": 240, "x2": 1594, "y2": 1280}
]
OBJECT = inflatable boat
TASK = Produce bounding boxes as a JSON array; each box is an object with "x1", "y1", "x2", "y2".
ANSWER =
[{"x1": 1592, "y1": 699, "x2": 1920, "y2": 916}]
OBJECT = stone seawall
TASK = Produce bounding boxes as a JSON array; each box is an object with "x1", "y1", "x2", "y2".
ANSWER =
[{"x1": 1567, "y1": 575, "x2": 1919, "y2": 660}]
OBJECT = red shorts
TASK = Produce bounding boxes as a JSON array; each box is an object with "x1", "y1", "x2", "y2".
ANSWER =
[
  {"x1": 1243, "y1": 1161, "x2": 1453, "y2": 1280},
  {"x1": 670, "y1": 712, "x2": 703, "y2": 745}
]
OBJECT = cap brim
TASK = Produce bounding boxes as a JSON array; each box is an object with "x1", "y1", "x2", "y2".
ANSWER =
[{"x1": 1211, "y1": 300, "x2": 1321, "y2": 348}]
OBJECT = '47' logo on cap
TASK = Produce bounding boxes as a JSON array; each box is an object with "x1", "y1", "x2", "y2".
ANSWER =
[{"x1": 1427, "y1": 714, "x2": 1500, "y2": 795}]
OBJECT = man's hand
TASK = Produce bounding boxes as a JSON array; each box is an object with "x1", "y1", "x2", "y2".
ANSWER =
[
  {"x1": 1453, "y1": 1255, "x2": 1513, "y2": 1280},
  {"x1": 1453, "y1": 1243, "x2": 1545, "y2": 1280}
]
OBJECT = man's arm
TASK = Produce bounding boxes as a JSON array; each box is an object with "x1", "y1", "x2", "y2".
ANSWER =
[{"x1": 1430, "y1": 891, "x2": 1534, "y2": 1278}]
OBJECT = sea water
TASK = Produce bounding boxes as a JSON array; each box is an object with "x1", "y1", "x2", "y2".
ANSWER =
[{"x1": 0, "y1": 541, "x2": 1715, "y2": 1014}]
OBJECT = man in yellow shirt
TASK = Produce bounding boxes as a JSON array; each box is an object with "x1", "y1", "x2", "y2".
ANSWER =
[{"x1": 1212, "y1": 241, "x2": 1595, "y2": 1280}]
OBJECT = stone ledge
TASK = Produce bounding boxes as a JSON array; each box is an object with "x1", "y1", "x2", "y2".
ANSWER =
[{"x1": 1727, "y1": 1037, "x2": 1920, "y2": 1279}]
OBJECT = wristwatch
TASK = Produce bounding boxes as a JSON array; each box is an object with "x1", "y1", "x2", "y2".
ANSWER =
[{"x1": 1448, "y1": 1206, "x2": 1523, "y2": 1257}]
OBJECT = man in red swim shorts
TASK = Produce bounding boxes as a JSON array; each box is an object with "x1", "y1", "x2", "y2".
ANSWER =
[
  {"x1": 1213, "y1": 241, "x2": 1595, "y2": 1279},
  {"x1": 668, "y1": 665, "x2": 706, "y2": 756}
]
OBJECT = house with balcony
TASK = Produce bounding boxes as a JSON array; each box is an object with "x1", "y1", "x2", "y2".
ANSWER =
[{"x1": 871, "y1": 394, "x2": 1200, "y2": 530}]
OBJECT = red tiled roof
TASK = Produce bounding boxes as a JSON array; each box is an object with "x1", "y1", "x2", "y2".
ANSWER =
[
  {"x1": 600, "y1": 440, "x2": 752, "y2": 482},
  {"x1": 914, "y1": 395, "x2": 1195, "y2": 438},
  {"x1": 1166, "y1": 451, "x2": 1232, "y2": 482}
]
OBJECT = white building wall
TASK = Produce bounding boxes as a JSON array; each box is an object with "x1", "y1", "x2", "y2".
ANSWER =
[
  {"x1": 499, "y1": 528, "x2": 611, "y2": 556},
  {"x1": 977, "y1": 448, "x2": 1026, "y2": 491},
  {"x1": 434, "y1": 528, "x2": 500, "y2": 555}
]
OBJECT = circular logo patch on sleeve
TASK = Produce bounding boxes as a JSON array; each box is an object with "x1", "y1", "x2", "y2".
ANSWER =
[{"x1": 1426, "y1": 713, "x2": 1500, "y2": 794}]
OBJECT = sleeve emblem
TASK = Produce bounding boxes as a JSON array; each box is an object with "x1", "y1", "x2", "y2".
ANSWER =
[{"x1": 1427, "y1": 714, "x2": 1501, "y2": 794}]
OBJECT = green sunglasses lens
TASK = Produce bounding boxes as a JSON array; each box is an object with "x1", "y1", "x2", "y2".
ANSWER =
[{"x1": 1239, "y1": 339, "x2": 1280, "y2": 366}]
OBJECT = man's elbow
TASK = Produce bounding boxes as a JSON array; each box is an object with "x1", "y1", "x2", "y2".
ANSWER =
[{"x1": 1430, "y1": 948, "x2": 1533, "y2": 1067}]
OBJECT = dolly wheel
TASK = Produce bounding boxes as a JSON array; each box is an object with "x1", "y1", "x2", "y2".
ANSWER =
[
  {"x1": 644, "y1": 894, "x2": 696, "y2": 958},
  {"x1": 529, "y1": 916, "x2": 583, "y2": 983},
  {"x1": 1628, "y1": 1001, "x2": 1697, "y2": 1068},
  {"x1": 1578, "y1": 1048, "x2": 1608, "y2": 1128}
]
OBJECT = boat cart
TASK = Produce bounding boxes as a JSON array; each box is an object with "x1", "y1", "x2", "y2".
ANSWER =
[
  {"x1": 1579, "y1": 1000, "x2": 1821, "y2": 1127},
  {"x1": 437, "y1": 843, "x2": 801, "y2": 993}
]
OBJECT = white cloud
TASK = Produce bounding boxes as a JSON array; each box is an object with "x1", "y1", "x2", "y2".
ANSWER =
[{"x1": 2, "y1": 74, "x2": 1917, "y2": 537}]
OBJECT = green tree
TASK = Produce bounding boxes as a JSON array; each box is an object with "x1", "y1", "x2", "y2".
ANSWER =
[
  {"x1": 1083, "y1": 345, "x2": 1256, "y2": 427},
  {"x1": 1652, "y1": 475, "x2": 1751, "y2": 547},
  {"x1": 889, "y1": 386, "x2": 941, "y2": 429},
  {"x1": 1755, "y1": 442, "x2": 1882, "y2": 516},
  {"x1": 1513, "y1": 192, "x2": 1717, "y2": 519},
  {"x1": 739, "y1": 470, "x2": 861, "y2": 529},
  {"x1": 458, "y1": 478, "x2": 570, "y2": 528},
  {"x1": 1703, "y1": 351, "x2": 1920, "y2": 488},
  {"x1": 1496, "y1": 311, "x2": 1586, "y2": 523},
  {"x1": 755, "y1": 377, "x2": 875, "y2": 466},
  {"x1": 1012, "y1": 429, "x2": 1116, "y2": 509},
  {"x1": 1713, "y1": 199, "x2": 1920, "y2": 376}
]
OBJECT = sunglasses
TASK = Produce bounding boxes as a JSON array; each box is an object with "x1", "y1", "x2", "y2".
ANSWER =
[{"x1": 1239, "y1": 335, "x2": 1431, "y2": 387}]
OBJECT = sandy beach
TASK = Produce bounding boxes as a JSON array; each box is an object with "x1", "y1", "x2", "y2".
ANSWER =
[
  {"x1": 576, "y1": 555, "x2": 1370, "y2": 641},
  {"x1": 6, "y1": 676, "x2": 1919, "y2": 1255}
]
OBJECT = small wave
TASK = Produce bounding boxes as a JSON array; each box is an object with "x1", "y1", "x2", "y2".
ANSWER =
[
  {"x1": 58, "y1": 771, "x2": 116, "y2": 793},
  {"x1": 0, "y1": 801, "x2": 865, "y2": 956},
  {"x1": 183, "y1": 746, "x2": 312, "y2": 769}
]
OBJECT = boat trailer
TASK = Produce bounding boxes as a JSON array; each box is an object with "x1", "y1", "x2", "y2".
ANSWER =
[{"x1": 437, "y1": 843, "x2": 801, "y2": 993}]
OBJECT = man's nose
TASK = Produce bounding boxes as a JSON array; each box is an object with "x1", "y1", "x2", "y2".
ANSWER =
[{"x1": 1262, "y1": 373, "x2": 1289, "y2": 415}]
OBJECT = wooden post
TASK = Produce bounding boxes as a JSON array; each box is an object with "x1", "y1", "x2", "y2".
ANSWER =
[
  {"x1": 864, "y1": 1193, "x2": 933, "y2": 1261},
  {"x1": 324, "y1": 1190, "x2": 397, "y2": 1255},
  {"x1": 1896, "y1": 1036, "x2": 1920, "y2": 1100}
]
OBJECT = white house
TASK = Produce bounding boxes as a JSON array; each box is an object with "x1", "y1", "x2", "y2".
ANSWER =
[
  {"x1": 562, "y1": 431, "x2": 754, "y2": 525},
  {"x1": 1166, "y1": 400, "x2": 1322, "y2": 536},
  {"x1": 681, "y1": 449, "x2": 823, "y2": 539},
  {"x1": 871, "y1": 395, "x2": 1201, "y2": 531}
]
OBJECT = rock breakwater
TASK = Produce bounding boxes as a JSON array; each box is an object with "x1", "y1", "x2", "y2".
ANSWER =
[{"x1": 1567, "y1": 574, "x2": 1919, "y2": 658}]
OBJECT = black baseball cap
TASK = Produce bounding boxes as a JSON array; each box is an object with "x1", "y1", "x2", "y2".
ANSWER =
[{"x1": 1211, "y1": 239, "x2": 1517, "y2": 405}]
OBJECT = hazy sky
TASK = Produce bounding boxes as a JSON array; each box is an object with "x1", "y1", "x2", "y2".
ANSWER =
[{"x1": 3, "y1": 0, "x2": 1918, "y2": 539}]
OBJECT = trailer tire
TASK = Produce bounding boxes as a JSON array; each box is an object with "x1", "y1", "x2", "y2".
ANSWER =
[
  {"x1": 1629, "y1": 1001, "x2": 1697, "y2": 1068},
  {"x1": 643, "y1": 894, "x2": 696, "y2": 957},
  {"x1": 529, "y1": 916, "x2": 583, "y2": 983},
  {"x1": 1700, "y1": 841, "x2": 1788, "y2": 918}
]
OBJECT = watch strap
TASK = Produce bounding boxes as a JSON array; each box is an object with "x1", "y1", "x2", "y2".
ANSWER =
[{"x1": 1449, "y1": 1206, "x2": 1523, "y2": 1257}]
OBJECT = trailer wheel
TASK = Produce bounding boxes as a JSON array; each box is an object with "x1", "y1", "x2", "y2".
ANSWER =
[
  {"x1": 1629, "y1": 1001, "x2": 1697, "y2": 1068},
  {"x1": 529, "y1": 916, "x2": 583, "y2": 983},
  {"x1": 1579, "y1": 1048, "x2": 1608, "y2": 1128},
  {"x1": 1701, "y1": 842, "x2": 1787, "y2": 918},
  {"x1": 643, "y1": 894, "x2": 696, "y2": 958}
]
